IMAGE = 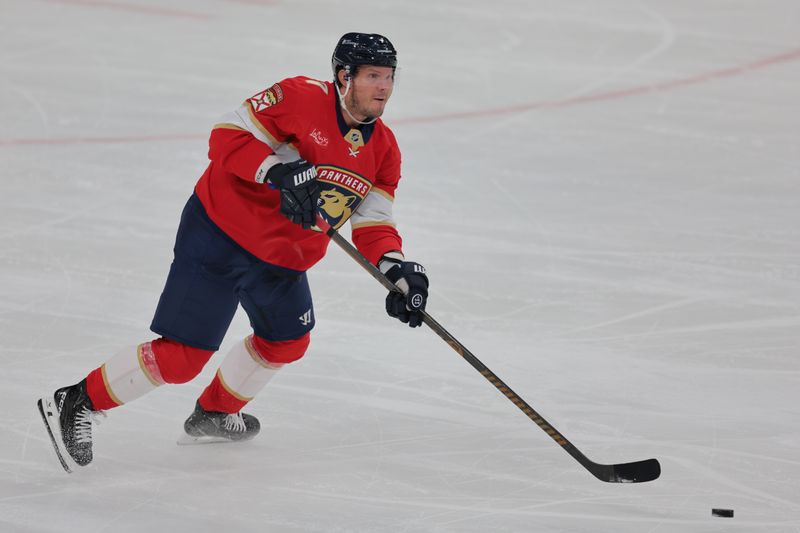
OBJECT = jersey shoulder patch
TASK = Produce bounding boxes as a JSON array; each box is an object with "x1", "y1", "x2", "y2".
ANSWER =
[{"x1": 248, "y1": 83, "x2": 285, "y2": 112}]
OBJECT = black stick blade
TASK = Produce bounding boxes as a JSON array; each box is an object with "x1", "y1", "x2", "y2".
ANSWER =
[{"x1": 603, "y1": 458, "x2": 661, "y2": 483}]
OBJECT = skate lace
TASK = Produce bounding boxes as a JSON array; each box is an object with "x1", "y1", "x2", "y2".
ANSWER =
[
  {"x1": 74, "y1": 408, "x2": 106, "y2": 444},
  {"x1": 223, "y1": 412, "x2": 246, "y2": 433}
]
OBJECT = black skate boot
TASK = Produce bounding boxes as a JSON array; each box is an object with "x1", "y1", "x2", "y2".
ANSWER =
[
  {"x1": 37, "y1": 379, "x2": 104, "y2": 473},
  {"x1": 178, "y1": 401, "x2": 260, "y2": 445}
]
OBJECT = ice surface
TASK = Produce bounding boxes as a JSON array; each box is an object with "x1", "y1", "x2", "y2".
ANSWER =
[{"x1": 1, "y1": 1, "x2": 799, "y2": 531}]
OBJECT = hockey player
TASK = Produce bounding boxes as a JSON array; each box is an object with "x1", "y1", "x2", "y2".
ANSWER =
[{"x1": 37, "y1": 32, "x2": 430, "y2": 472}]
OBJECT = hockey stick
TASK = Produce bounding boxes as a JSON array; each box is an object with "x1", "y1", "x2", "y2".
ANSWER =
[{"x1": 324, "y1": 224, "x2": 660, "y2": 483}]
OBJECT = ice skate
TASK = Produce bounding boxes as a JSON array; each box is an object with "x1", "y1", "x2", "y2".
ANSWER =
[
  {"x1": 177, "y1": 401, "x2": 260, "y2": 445},
  {"x1": 37, "y1": 379, "x2": 104, "y2": 473}
]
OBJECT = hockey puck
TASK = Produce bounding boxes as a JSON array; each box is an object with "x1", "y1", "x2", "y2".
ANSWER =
[{"x1": 712, "y1": 508, "x2": 734, "y2": 518}]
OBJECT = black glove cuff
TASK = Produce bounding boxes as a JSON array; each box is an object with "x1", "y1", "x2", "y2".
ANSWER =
[{"x1": 384, "y1": 263, "x2": 403, "y2": 284}]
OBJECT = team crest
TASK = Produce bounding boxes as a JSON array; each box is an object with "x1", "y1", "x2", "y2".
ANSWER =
[
  {"x1": 315, "y1": 166, "x2": 372, "y2": 230},
  {"x1": 249, "y1": 83, "x2": 284, "y2": 112}
]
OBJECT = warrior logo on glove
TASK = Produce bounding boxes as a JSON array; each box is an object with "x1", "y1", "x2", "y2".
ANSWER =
[
  {"x1": 266, "y1": 159, "x2": 320, "y2": 230},
  {"x1": 382, "y1": 258, "x2": 429, "y2": 328},
  {"x1": 293, "y1": 168, "x2": 316, "y2": 187}
]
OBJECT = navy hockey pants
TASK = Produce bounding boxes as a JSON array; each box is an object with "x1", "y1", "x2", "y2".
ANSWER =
[{"x1": 150, "y1": 194, "x2": 315, "y2": 351}]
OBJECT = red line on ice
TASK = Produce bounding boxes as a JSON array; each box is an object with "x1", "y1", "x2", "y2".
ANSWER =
[
  {"x1": 220, "y1": 0, "x2": 280, "y2": 5},
  {"x1": 395, "y1": 47, "x2": 800, "y2": 125},
  {"x1": 0, "y1": 134, "x2": 206, "y2": 147},
  {"x1": 39, "y1": 0, "x2": 212, "y2": 19},
  {"x1": 2, "y1": 47, "x2": 799, "y2": 147}
]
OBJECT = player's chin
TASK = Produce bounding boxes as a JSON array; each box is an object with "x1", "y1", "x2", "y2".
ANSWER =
[{"x1": 371, "y1": 101, "x2": 387, "y2": 117}]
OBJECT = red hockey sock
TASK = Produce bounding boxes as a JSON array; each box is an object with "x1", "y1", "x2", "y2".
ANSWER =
[
  {"x1": 85, "y1": 366, "x2": 122, "y2": 411},
  {"x1": 198, "y1": 371, "x2": 248, "y2": 413}
]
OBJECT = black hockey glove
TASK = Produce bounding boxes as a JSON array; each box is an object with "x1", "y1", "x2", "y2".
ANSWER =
[
  {"x1": 266, "y1": 159, "x2": 320, "y2": 230},
  {"x1": 380, "y1": 256, "x2": 429, "y2": 328}
]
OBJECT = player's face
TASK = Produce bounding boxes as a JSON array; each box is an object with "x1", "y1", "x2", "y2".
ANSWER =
[{"x1": 347, "y1": 66, "x2": 394, "y2": 120}]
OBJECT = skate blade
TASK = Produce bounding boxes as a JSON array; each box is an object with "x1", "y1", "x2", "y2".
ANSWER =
[
  {"x1": 176, "y1": 433, "x2": 238, "y2": 446},
  {"x1": 37, "y1": 398, "x2": 75, "y2": 473}
]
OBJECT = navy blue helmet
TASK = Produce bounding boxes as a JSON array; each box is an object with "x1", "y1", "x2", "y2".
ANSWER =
[{"x1": 332, "y1": 32, "x2": 397, "y2": 82}]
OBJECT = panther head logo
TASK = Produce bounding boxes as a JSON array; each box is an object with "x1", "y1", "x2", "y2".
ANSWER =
[{"x1": 319, "y1": 188, "x2": 358, "y2": 227}]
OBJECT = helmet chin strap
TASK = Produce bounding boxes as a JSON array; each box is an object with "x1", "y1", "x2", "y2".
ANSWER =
[{"x1": 336, "y1": 77, "x2": 378, "y2": 126}]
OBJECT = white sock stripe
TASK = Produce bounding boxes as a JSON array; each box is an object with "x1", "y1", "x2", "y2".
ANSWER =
[
  {"x1": 216, "y1": 369, "x2": 254, "y2": 403},
  {"x1": 216, "y1": 337, "x2": 282, "y2": 400},
  {"x1": 104, "y1": 345, "x2": 161, "y2": 405}
]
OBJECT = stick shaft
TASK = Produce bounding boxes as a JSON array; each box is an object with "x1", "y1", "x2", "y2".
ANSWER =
[{"x1": 327, "y1": 230, "x2": 573, "y2": 450}]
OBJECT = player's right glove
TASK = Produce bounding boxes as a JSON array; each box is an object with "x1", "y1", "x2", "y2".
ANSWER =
[
  {"x1": 379, "y1": 254, "x2": 429, "y2": 328},
  {"x1": 265, "y1": 159, "x2": 320, "y2": 230}
]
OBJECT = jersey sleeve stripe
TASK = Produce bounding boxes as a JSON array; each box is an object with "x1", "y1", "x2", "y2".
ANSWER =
[
  {"x1": 370, "y1": 186, "x2": 395, "y2": 202},
  {"x1": 215, "y1": 107, "x2": 273, "y2": 147},
  {"x1": 243, "y1": 106, "x2": 283, "y2": 148},
  {"x1": 350, "y1": 189, "x2": 396, "y2": 228},
  {"x1": 213, "y1": 123, "x2": 247, "y2": 131},
  {"x1": 216, "y1": 105, "x2": 300, "y2": 161},
  {"x1": 351, "y1": 220, "x2": 396, "y2": 230}
]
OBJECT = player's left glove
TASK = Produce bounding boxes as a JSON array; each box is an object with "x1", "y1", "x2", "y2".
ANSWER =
[{"x1": 379, "y1": 254, "x2": 429, "y2": 328}]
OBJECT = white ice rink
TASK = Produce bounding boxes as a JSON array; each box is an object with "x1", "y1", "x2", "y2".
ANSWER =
[{"x1": 2, "y1": 0, "x2": 799, "y2": 531}]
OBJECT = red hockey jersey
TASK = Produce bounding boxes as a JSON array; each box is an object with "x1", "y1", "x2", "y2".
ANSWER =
[{"x1": 194, "y1": 76, "x2": 404, "y2": 271}]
